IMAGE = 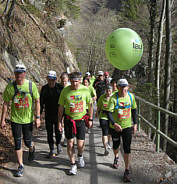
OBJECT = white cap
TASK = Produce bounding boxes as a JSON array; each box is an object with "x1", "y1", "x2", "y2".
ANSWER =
[
  {"x1": 85, "y1": 72, "x2": 91, "y2": 76},
  {"x1": 14, "y1": 64, "x2": 26, "y2": 73},
  {"x1": 48, "y1": 70, "x2": 57, "y2": 79},
  {"x1": 97, "y1": 71, "x2": 104, "y2": 76},
  {"x1": 117, "y1": 79, "x2": 128, "y2": 87}
]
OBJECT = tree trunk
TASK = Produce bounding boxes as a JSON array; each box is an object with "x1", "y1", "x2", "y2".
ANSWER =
[
  {"x1": 163, "y1": 0, "x2": 172, "y2": 152},
  {"x1": 148, "y1": 0, "x2": 157, "y2": 139},
  {"x1": 6, "y1": 0, "x2": 16, "y2": 25},
  {"x1": 148, "y1": 0, "x2": 156, "y2": 83},
  {"x1": 155, "y1": 0, "x2": 166, "y2": 107}
]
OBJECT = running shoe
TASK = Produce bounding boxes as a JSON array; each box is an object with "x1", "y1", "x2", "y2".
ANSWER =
[
  {"x1": 57, "y1": 144, "x2": 63, "y2": 154},
  {"x1": 123, "y1": 169, "x2": 131, "y2": 182},
  {"x1": 78, "y1": 156, "x2": 85, "y2": 168},
  {"x1": 69, "y1": 164, "x2": 77, "y2": 175},
  {"x1": 28, "y1": 146, "x2": 35, "y2": 162},
  {"x1": 47, "y1": 150, "x2": 56, "y2": 158},
  {"x1": 113, "y1": 157, "x2": 119, "y2": 169},
  {"x1": 14, "y1": 165, "x2": 24, "y2": 177},
  {"x1": 104, "y1": 149, "x2": 109, "y2": 156},
  {"x1": 107, "y1": 143, "x2": 112, "y2": 149}
]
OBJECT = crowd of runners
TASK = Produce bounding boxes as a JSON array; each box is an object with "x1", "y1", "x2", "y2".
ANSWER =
[{"x1": 0, "y1": 64, "x2": 137, "y2": 183}]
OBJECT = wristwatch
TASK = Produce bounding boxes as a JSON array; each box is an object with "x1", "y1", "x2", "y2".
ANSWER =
[
  {"x1": 89, "y1": 119, "x2": 93, "y2": 121},
  {"x1": 36, "y1": 115, "x2": 40, "y2": 119}
]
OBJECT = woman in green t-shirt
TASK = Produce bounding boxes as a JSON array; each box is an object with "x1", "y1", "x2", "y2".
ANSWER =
[
  {"x1": 95, "y1": 85, "x2": 112, "y2": 156},
  {"x1": 82, "y1": 77, "x2": 97, "y2": 103}
]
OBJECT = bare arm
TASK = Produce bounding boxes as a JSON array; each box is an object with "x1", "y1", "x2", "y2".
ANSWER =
[
  {"x1": 1, "y1": 101, "x2": 9, "y2": 129},
  {"x1": 88, "y1": 102, "x2": 93, "y2": 128},
  {"x1": 35, "y1": 98, "x2": 40, "y2": 128}
]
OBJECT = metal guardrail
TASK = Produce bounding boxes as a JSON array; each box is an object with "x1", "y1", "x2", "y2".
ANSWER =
[{"x1": 135, "y1": 95, "x2": 177, "y2": 152}]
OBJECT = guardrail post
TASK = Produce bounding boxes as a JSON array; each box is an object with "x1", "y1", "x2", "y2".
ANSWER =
[
  {"x1": 156, "y1": 110, "x2": 161, "y2": 152},
  {"x1": 137, "y1": 100, "x2": 141, "y2": 131}
]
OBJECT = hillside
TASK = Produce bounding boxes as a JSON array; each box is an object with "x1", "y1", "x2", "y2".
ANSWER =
[{"x1": 0, "y1": 1, "x2": 78, "y2": 93}]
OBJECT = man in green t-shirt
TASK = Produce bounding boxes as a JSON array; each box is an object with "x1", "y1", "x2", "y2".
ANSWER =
[
  {"x1": 0, "y1": 64, "x2": 40, "y2": 177},
  {"x1": 58, "y1": 72, "x2": 93, "y2": 175},
  {"x1": 107, "y1": 79, "x2": 137, "y2": 182}
]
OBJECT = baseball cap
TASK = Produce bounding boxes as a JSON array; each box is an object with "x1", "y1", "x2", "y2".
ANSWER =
[
  {"x1": 97, "y1": 71, "x2": 104, "y2": 76},
  {"x1": 104, "y1": 71, "x2": 109, "y2": 76},
  {"x1": 117, "y1": 79, "x2": 128, "y2": 87},
  {"x1": 106, "y1": 85, "x2": 112, "y2": 90},
  {"x1": 48, "y1": 70, "x2": 57, "y2": 80},
  {"x1": 69, "y1": 72, "x2": 82, "y2": 81},
  {"x1": 14, "y1": 64, "x2": 26, "y2": 73},
  {"x1": 85, "y1": 72, "x2": 91, "y2": 76}
]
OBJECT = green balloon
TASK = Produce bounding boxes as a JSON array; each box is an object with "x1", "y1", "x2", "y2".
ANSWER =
[{"x1": 105, "y1": 28, "x2": 143, "y2": 70}]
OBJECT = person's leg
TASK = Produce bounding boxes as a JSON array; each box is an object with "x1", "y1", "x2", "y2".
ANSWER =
[
  {"x1": 122, "y1": 127, "x2": 132, "y2": 182},
  {"x1": 67, "y1": 138, "x2": 75, "y2": 164},
  {"x1": 11, "y1": 122, "x2": 23, "y2": 165},
  {"x1": 45, "y1": 118, "x2": 54, "y2": 152},
  {"x1": 64, "y1": 118, "x2": 77, "y2": 175},
  {"x1": 100, "y1": 119, "x2": 109, "y2": 155},
  {"x1": 22, "y1": 122, "x2": 35, "y2": 161},
  {"x1": 76, "y1": 120, "x2": 86, "y2": 168},
  {"x1": 11, "y1": 122, "x2": 24, "y2": 177},
  {"x1": 110, "y1": 128, "x2": 121, "y2": 169},
  {"x1": 122, "y1": 127, "x2": 132, "y2": 170},
  {"x1": 54, "y1": 119, "x2": 63, "y2": 154}
]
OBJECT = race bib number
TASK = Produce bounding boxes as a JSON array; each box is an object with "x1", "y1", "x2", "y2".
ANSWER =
[
  {"x1": 118, "y1": 108, "x2": 130, "y2": 119},
  {"x1": 14, "y1": 94, "x2": 29, "y2": 109},
  {"x1": 70, "y1": 101, "x2": 83, "y2": 113}
]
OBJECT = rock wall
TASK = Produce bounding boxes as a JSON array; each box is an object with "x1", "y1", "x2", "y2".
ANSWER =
[{"x1": 0, "y1": 2, "x2": 79, "y2": 93}]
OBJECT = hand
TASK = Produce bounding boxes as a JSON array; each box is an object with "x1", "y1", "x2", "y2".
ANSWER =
[
  {"x1": 35, "y1": 118, "x2": 41, "y2": 128},
  {"x1": 58, "y1": 122, "x2": 63, "y2": 132},
  {"x1": 133, "y1": 124, "x2": 137, "y2": 135},
  {"x1": 88, "y1": 120, "x2": 93, "y2": 128},
  {"x1": 113, "y1": 123, "x2": 122, "y2": 132},
  {"x1": 1, "y1": 120, "x2": 6, "y2": 129}
]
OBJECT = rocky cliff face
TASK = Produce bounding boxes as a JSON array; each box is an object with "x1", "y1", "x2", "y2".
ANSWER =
[{"x1": 0, "y1": 2, "x2": 78, "y2": 93}]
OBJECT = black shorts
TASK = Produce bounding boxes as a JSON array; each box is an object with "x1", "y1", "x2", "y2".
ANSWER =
[
  {"x1": 110, "y1": 127, "x2": 132, "y2": 154},
  {"x1": 64, "y1": 118, "x2": 86, "y2": 140},
  {"x1": 99, "y1": 119, "x2": 109, "y2": 136},
  {"x1": 11, "y1": 122, "x2": 33, "y2": 150}
]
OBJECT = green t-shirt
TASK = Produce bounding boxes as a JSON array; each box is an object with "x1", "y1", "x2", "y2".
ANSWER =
[
  {"x1": 107, "y1": 92, "x2": 137, "y2": 129},
  {"x1": 88, "y1": 86, "x2": 96, "y2": 97},
  {"x1": 97, "y1": 94, "x2": 111, "y2": 120},
  {"x1": 3, "y1": 79, "x2": 39, "y2": 124},
  {"x1": 112, "y1": 89, "x2": 118, "y2": 95},
  {"x1": 90, "y1": 76, "x2": 95, "y2": 86},
  {"x1": 59, "y1": 85, "x2": 92, "y2": 120}
]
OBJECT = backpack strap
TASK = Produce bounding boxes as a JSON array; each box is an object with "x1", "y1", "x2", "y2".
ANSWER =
[
  {"x1": 12, "y1": 81, "x2": 19, "y2": 101},
  {"x1": 115, "y1": 91, "x2": 133, "y2": 109},
  {"x1": 128, "y1": 91, "x2": 132, "y2": 107},
  {"x1": 29, "y1": 80, "x2": 33, "y2": 99},
  {"x1": 12, "y1": 80, "x2": 33, "y2": 101}
]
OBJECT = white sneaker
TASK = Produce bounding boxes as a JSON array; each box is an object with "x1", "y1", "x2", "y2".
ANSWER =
[
  {"x1": 69, "y1": 164, "x2": 77, "y2": 175},
  {"x1": 107, "y1": 143, "x2": 112, "y2": 149},
  {"x1": 78, "y1": 156, "x2": 85, "y2": 168}
]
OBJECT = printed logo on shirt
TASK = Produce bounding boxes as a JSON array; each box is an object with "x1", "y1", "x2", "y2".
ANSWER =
[
  {"x1": 70, "y1": 95, "x2": 82, "y2": 101},
  {"x1": 70, "y1": 101, "x2": 83, "y2": 113},
  {"x1": 14, "y1": 93, "x2": 29, "y2": 109},
  {"x1": 103, "y1": 104, "x2": 108, "y2": 107}
]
